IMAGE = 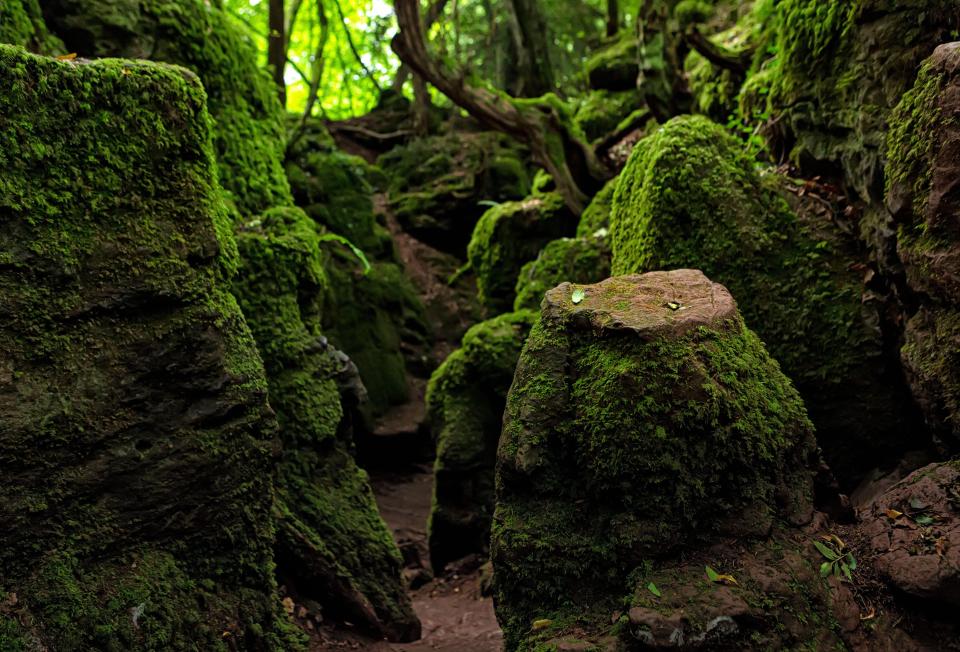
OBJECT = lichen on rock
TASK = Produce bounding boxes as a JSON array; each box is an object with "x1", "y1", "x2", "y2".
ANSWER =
[
  {"x1": 0, "y1": 45, "x2": 291, "y2": 650},
  {"x1": 426, "y1": 310, "x2": 537, "y2": 572},
  {"x1": 610, "y1": 114, "x2": 921, "y2": 482},
  {"x1": 491, "y1": 270, "x2": 818, "y2": 650}
]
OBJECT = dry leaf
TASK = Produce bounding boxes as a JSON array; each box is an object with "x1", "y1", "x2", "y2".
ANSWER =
[
  {"x1": 860, "y1": 607, "x2": 876, "y2": 621},
  {"x1": 56, "y1": 53, "x2": 78, "y2": 61},
  {"x1": 885, "y1": 509, "x2": 903, "y2": 520},
  {"x1": 282, "y1": 597, "x2": 294, "y2": 614},
  {"x1": 532, "y1": 619, "x2": 552, "y2": 631}
]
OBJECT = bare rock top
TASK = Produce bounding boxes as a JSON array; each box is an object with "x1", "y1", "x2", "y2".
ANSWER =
[{"x1": 542, "y1": 269, "x2": 738, "y2": 339}]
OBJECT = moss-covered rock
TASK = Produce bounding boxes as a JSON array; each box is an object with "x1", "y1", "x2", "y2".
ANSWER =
[
  {"x1": 491, "y1": 270, "x2": 818, "y2": 650},
  {"x1": 745, "y1": 0, "x2": 956, "y2": 206},
  {"x1": 513, "y1": 234, "x2": 612, "y2": 311},
  {"x1": 41, "y1": 0, "x2": 293, "y2": 216},
  {"x1": 576, "y1": 177, "x2": 617, "y2": 238},
  {"x1": 610, "y1": 115, "x2": 921, "y2": 482},
  {"x1": 574, "y1": 89, "x2": 644, "y2": 141},
  {"x1": 379, "y1": 131, "x2": 531, "y2": 256},
  {"x1": 286, "y1": 118, "x2": 391, "y2": 256},
  {"x1": 585, "y1": 34, "x2": 639, "y2": 91},
  {"x1": 0, "y1": 46, "x2": 292, "y2": 650},
  {"x1": 468, "y1": 192, "x2": 579, "y2": 312},
  {"x1": 426, "y1": 311, "x2": 537, "y2": 572},
  {"x1": 886, "y1": 42, "x2": 960, "y2": 452},
  {"x1": 232, "y1": 208, "x2": 420, "y2": 641},
  {"x1": 0, "y1": 0, "x2": 62, "y2": 52}
]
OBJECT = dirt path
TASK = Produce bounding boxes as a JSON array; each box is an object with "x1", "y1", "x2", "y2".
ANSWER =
[{"x1": 308, "y1": 465, "x2": 503, "y2": 651}]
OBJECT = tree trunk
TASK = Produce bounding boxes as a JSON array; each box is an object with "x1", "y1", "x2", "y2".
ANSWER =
[
  {"x1": 268, "y1": 0, "x2": 286, "y2": 106},
  {"x1": 391, "y1": 0, "x2": 610, "y2": 213},
  {"x1": 503, "y1": 0, "x2": 555, "y2": 97},
  {"x1": 606, "y1": 0, "x2": 619, "y2": 37}
]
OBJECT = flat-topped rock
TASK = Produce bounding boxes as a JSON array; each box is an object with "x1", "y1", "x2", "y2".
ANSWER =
[
  {"x1": 491, "y1": 269, "x2": 818, "y2": 650},
  {"x1": 542, "y1": 269, "x2": 737, "y2": 338}
]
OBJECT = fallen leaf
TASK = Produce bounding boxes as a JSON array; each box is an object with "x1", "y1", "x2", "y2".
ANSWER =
[
  {"x1": 647, "y1": 581, "x2": 661, "y2": 597},
  {"x1": 705, "y1": 565, "x2": 738, "y2": 586},
  {"x1": 860, "y1": 607, "x2": 876, "y2": 621},
  {"x1": 885, "y1": 509, "x2": 903, "y2": 520},
  {"x1": 909, "y1": 498, "x2": 928, "y2": 511},
  {"x1": 56, "y1": 52, "x2": 77, "y2": 61},
  {"x1": 282, "y1": 597, "x2": 294, "y2": 614},
  {"x1": 532, "y1": 619, "x2": 552, "y2": 631},
  {"x1": 936, "y1": 537, "x2": 947, "y2": 558},
  {"x1": 571, "y1": 288, "x2": 585, "y2": 304},
  {"x1": 666, "y1": 301, "x2": 681, "y2": 311}
]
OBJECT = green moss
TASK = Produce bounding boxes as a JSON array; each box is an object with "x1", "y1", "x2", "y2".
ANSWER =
[
  {"x1": 576, "y1": 178, "x2": 617, "y2": 238},
  {"x1": 379, "y1": 132, "x2": 531, "y2": 254},
  {"x1": 513, "y1": 235, "x2": 611, "y2": 311},
  {"x1": 574, "y1": 89, "x2": 643, "y2": 141},
  {"x1": 468, "y1": 193, "x2": 578, "y2": 312},
  {"x1": 0, "y1": 45, "x2": 293, "y2": 649},
  {"x1": 0, "y1": 0, "x2": 63, "y2": 53},
  {"x1": 42, "y1": 0, "x2": 293, "y2": 216},
  {"x1": 610, "y1": 114, "x2": 916, "y2": 479},
  {"x1": 584, "y1": 34, "x2": 639, "y2": 91},
  {"x1": 426, "y1": 311, "x2": 536, "y2": 571},
  {"x1": 492, "y1": 275, "x2": 816, "y2": 650}
]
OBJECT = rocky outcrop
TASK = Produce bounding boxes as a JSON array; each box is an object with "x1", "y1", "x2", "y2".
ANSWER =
[
  {"x1": 611, "y1": 115, "x2": 922, "y2": 483},
  {"x1": 862, "y1": 461, "x2": 960, "y2": 606},
  {"x1": 379, "y1": 131, "x2": 530, "y2": 256},
  {"x1": 0, "y1": 46, "x2": 288, "y2": 650},
  {"x1": 0, "y1": 0, "x2": 61, "y2": 52},
  {"x1": 491, "y1": 270, "x2": 819, "y2": 649},
  {"x1": 468, "y1": 192, "x2": 578, "y2": 312},
  {"x1": 425, "y1": 311, "x2": 536, "y2": 573},
  {"x1": 886, "y1": 42, "x2": 960, "y2": 452}
]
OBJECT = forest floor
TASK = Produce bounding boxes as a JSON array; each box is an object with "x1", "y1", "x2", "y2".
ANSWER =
[{"x1": 306, "y1": 464, "x2": 503, "y2": 651}]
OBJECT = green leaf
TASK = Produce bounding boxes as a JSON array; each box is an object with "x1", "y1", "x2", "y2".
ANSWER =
[
  {"x1": 666, "y1": 301, "x2": 681, "y2": 311},
  {"x1": 477, "y1": 200, "x2": 501, "y2": 208},
  {"x1": 820, "y1": 561, "x2": 832, "y2": 578},
  {"x1": 842, "y1": 564, "x2": 853, "y2": 581},
  {"x1": 646, "y1": 582, "x2": 661, "y2": 598},
  {"x1": 814, "y1": 541, "x2": 839, "y2": 561},
  {"x1": 705, "y1": 565, "x2": 720, "y2": 582},
  {"x1": 915, "y1": 514, "x2": 934, "y2": 526},
  {"x1": 846, "y1": 555, "x2": 856, "y2": 571},
  {"x1": 317, "y1": 233, "x2": 371, "y2": 274},
  {"x1": 571, "y1": 288, "x2": 585, "y2": 304}
]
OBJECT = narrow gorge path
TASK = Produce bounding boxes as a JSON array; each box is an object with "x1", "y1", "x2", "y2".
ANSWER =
[{"x1": 308, "y1": 194, "x2": 503, "y2": 651}]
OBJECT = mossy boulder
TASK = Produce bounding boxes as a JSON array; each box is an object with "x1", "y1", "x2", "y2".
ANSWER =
[
  {"x1": 574, "y1": 89, "x2": 644, "y2": 141},
  {"x1": 576, "y1": 177, "x2": 617, "y2": 238},
  {"x1": 285, "y1": 118, "x2": 392, "y2": 256},
  {"x1": 491, "y1": 270, "x2": 818, "y2": 650},
  {"x1": 886, "y1": 42, "x2": 960, "y2": 452},
  {"x1": 324, "y1": 258, "x2": 428, "y2": 424},
  {"x1": 0, "y1": 46, "x2": 290, "y2": 650},
  {"x1": 425, "y1": 311, "x2": 536, "y2": 573},
  {"x1": 513, "y1": 234, "x2": 612, "y2": 311},
  {"x1": 40, "y1": 0, "x2": 293, "y2": 216},
  {"x1": 610, "y1": 115, "x2": 921, "y2": 482},
  {"x1": 585, "y1": 34, "x2": 639, "y2": 91},
  {"x1": 0, "y1": 0, "x2": 62, "y2": 52},
  {"x1": 468, "y1": 192, "x2": 579, "y2": 312},
  {"x1": 379, "y1": 131, "x2": 531, "y2": 256}
]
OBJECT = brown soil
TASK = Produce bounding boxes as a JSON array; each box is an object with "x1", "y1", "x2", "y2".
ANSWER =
[{"x1": 305, "y1": 465, "x2": 503, "y2": 652}]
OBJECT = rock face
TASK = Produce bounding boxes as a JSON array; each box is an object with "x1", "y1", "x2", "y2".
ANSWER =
[
  {"x1": 886, "y1": 42, "x2": 960, "y2": 452},
  {"x1": 0, "y1": 0, "x2": 61, "y2": 52},
  {"x1": 0, "y1": 46, "x2": 287, "y2": 650},
  {"x1": 862, "y1": 462, "x2": 960, "y2": 607},
  {"x1": 491, "y1": 270, "x2": 818, "y2": 649},
  {"x1": 611, "y1": 115, "x2": 921, "y2": 483},
  {"x1": 426, "y1": 311, "x2": 536, "y2": 572},
  {"x1": 468, "y1": 192, "x2": 578, "y2": 312}
]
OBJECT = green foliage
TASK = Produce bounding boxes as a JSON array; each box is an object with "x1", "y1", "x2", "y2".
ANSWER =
[
  {"x1": 0, "y1": 0, "x2": 63, "y2": 52},
  {"x1": 814, "y1": 536, "x2": 856, "y2": 581}
]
